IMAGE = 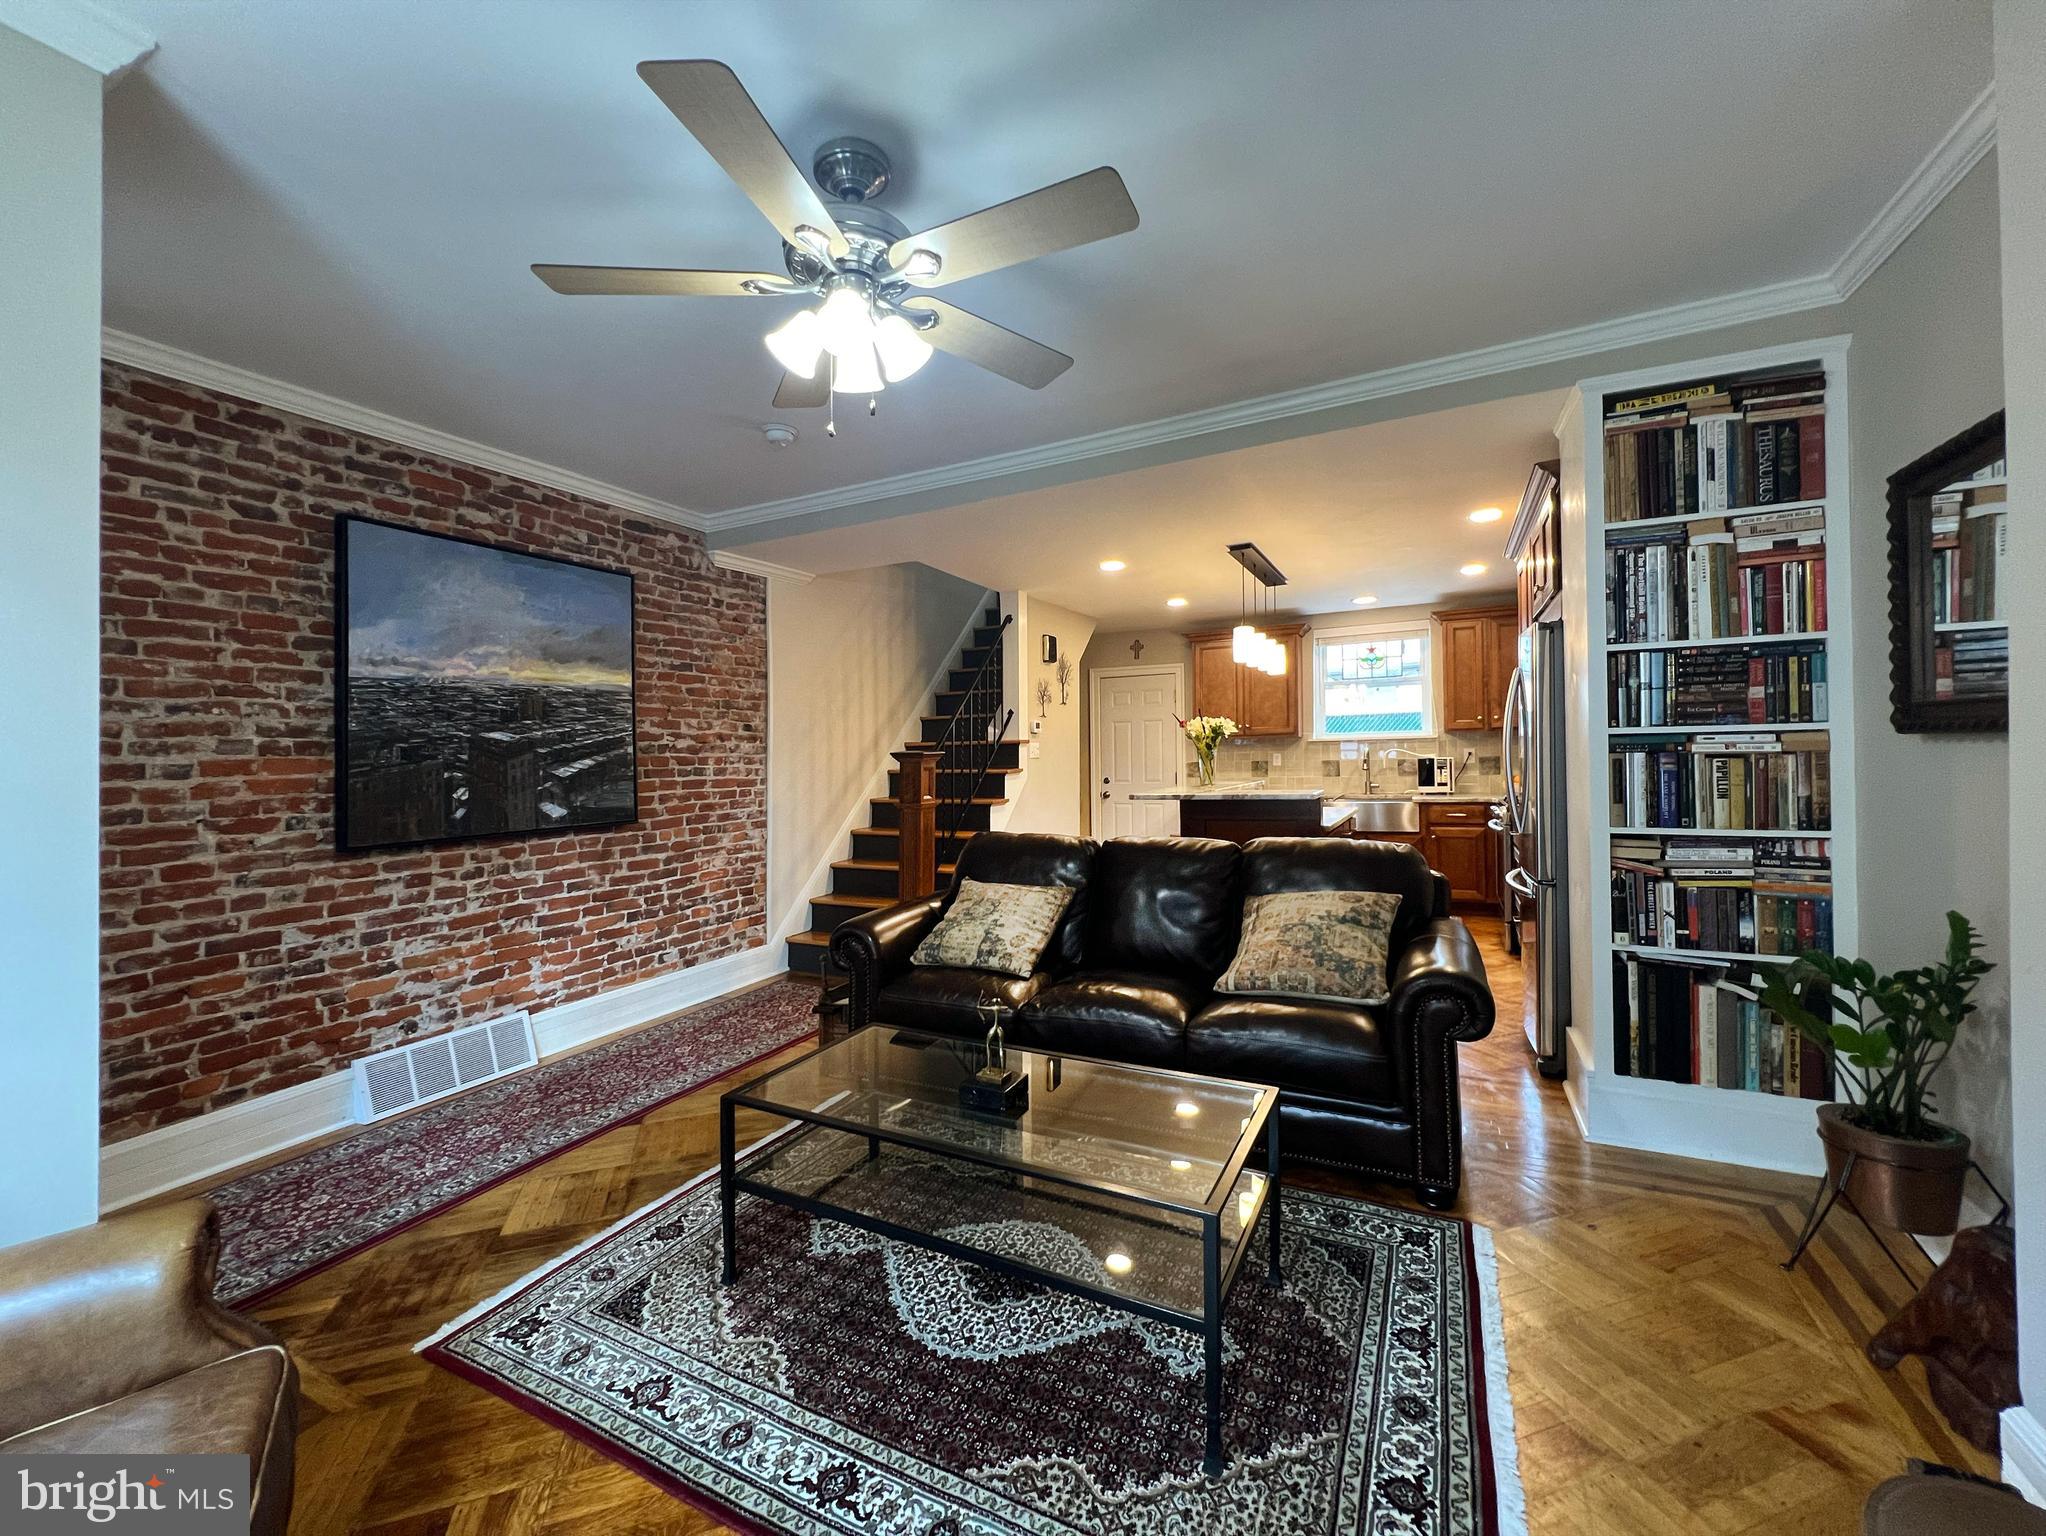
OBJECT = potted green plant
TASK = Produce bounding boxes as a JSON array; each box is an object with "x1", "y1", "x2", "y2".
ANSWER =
[{"x1": 1757, "y1": 912, "x2": 1990, "y2": 1236}]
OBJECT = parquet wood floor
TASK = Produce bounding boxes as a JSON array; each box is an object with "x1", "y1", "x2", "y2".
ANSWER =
[{"x1": 239, "y1": 920, "x2": 1990, "y2": 1534}]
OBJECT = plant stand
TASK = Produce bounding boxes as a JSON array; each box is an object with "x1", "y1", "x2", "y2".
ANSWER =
[{"x1": 1781, "y1": 1156, "x2": 2011, "y2": 1279}]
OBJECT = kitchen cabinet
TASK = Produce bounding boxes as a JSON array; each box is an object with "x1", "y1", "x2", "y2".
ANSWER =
[
  {"x1": 1186, "y1": 624, "x2": 1307, "y2": 736},
  {"x1": 1419, "y1": 801, "x2": 1499, "y2": 907},
  {"x1": 1434, "y1": 603, "x2": 1518, "y2": 733}
]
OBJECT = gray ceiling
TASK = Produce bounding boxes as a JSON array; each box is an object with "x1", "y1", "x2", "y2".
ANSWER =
[{"x1": 99, "y1": 0, "x2": 1992, "y2": 519}]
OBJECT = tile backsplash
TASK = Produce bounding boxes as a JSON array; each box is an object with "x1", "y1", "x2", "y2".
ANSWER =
[{"x1": 1205, "y1": 731, "x2": 1506, "y2": 798}]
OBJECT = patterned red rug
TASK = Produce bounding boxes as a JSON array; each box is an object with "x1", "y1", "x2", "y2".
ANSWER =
[
  {"x1": 208, "y1": 979, "x2": 818, "y2": 1305},
  {"x1": 420, "y1": 1129, "x2": 1526, "y2": 1535}
]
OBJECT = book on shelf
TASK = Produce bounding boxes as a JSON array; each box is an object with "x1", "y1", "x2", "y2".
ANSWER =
[
  {"x1": 1604, "y1": 370, "x2": 1826, "y2": 522},
  {"x1": 1608, "y1": 730, "x2": 1830, "y2": 831},
  {"x1": 1934, "y1": 627, "x2": 2009, "y2": 699},
  {"x1": 1608, "y1": 639, "x2": 1828, "y2": 728},
  {"x1": 1610, "y1": 833, "x2": 1833, "y2": 954},
  {"x1": 1612, "y1": 953, "x2": 1833, "y2": 1097},
  {"x1": 1929, "y1": 483, "x2": 2007, "y2": 626},
  {"x1": 1605, "y1": 508, "x2": 1826, "y2": 642}
]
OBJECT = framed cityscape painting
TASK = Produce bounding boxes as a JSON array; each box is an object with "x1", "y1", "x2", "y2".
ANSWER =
[{"x1": 334, "y1": 516, "x2": 637, "y2": 851}]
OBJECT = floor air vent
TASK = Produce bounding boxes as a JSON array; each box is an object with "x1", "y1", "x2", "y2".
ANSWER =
[{"x1": 350, "y1": 1010, "x2": 537, "y2": 1123}]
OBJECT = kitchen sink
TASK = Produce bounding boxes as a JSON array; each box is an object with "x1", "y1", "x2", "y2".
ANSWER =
[{"x1": 1338, "y1": 798, "x2": 1422, "y2": 834}]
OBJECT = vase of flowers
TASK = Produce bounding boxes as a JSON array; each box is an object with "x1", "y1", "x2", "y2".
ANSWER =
[
  {"x1": 1178, "y1": 714, "x2": 1237, "y2": 787},
  {"x1": 1757, "y1": 911, "x2": 1989, "y2": 1235}
]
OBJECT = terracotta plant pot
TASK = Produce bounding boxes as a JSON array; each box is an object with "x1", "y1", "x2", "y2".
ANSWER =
[{"x1": 1817, "y1": 1102, "x2": 1971, "y2": 1236}]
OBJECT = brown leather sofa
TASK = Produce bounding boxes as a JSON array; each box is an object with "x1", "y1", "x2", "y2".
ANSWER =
[
  {"x1": 831, "y1": 831, "x2": 1496, "y2": 1207},
  {"x1": 0, "y1": 1199, "x2": 297, "y2": 1535}
]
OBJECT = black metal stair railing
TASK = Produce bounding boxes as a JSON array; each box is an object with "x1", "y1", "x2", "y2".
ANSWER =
[{"x1": 926, "y1": 611, "x2": 1010, "y2": 871}]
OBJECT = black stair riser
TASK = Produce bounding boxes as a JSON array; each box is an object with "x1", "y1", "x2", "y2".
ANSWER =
[
  {"x1": 948, "y1": 668, "x2": 1006, "y2": 693},
  {"x1": 868, "y1": 800, "x2": 994, "y2": 832},
  {"x1": 973, "y1": 625, "x2": 1005, "y2": 649},
  {"x1": 887, "y1": 769, "x2": 1013, "y2": 797},
  {"x1": 850, "y1": 830, "x2": 975, "y2": 862}
]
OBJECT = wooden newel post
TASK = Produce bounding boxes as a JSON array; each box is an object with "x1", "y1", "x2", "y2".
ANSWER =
[{"x1": 892, "y1": 748, "x2": 943, "y2": 900}]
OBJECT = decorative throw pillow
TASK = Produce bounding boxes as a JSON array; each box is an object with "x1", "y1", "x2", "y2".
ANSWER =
[
  {"x1": 911, "y1": 878, "x2": 1076, "y2": 979},
  {"x1": 1216, "y1": 889, "x2": 1404, "y2": 1006}
]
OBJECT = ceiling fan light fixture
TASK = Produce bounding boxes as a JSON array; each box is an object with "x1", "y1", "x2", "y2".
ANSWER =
[
  {"x1": 764, "y1": 308, "x2": 824, "y2": 378},
  {"x1": 816, "y1": 284, "x2": 874, "y2": 359},
  {"x1": 873, "y1": 313, "x2": 934, "y2": 382},
  {"x1": 830, "y1": 339, "x2": 885, "y2": 395}
]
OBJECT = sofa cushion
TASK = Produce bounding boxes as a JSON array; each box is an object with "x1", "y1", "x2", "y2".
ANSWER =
[
  {"x1": 1242, "y1": 835, "x2": 1440, "y2": 951},
  {"x1": 1013, "y1": 970, "x2": 1208, "y2": 1068},
  {"x1": 0, "y1": 1344, "x2": 289, "y2": 1458},
  {"x1": 875, "y1": 967, "x2": 1047, "y2": 1038},
  {"x1": 1081, "y1": 837, "x2": 1242, "y2": 980},
  {"x1": 912, "y1": 878, "x2": 1075, "y2": 978},
  {"x1": 1218, "y1": 888, "x2": 1403, "y2": 1005},
  {"x1": 950, "y1": 833, "x2": 1096, "y2": 969},
  {"x1": 1186, "y1": 996, "x2": 1397, "y2": 1104}
]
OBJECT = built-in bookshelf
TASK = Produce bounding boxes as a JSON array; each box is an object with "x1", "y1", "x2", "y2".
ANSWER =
[{"x1": 1560, "y1": 337, "x2": 1855, "y2": 1175}]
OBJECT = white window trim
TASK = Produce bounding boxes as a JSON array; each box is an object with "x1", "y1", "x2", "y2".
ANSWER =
[{"x1": 1310, "y1": 620, "x2": 1435, "y2": 741}]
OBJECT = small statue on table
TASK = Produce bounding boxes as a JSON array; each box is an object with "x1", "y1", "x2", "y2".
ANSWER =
[{"x1": 958, "y1": 1001, "x2": 1029, "y2": 1116}]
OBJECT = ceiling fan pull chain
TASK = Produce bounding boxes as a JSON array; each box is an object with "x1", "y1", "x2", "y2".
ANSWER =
[
  {"x1": 826, "y1": 352, "x2": 838, "y2": 438},
  {"x1": 868, "y1": 397, "x2": 877, "y2": 417}
]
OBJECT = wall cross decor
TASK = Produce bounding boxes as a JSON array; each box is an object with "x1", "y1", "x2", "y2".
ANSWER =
[{"x1": 1128, "y1": 638, "x2": 1145, "y2": 660}]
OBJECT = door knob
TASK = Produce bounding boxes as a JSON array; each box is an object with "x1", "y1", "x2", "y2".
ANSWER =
[{"x1": 1100, "y1": 789, "x2": 1111, "y2": 799}]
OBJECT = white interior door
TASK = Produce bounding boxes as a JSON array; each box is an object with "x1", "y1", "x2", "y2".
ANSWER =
[{"x1": 1093, "y1": 668, "x2": 1182, "y2": 838}]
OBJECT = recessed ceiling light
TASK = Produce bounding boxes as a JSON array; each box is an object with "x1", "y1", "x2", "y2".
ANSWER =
[
  {"x1": 1459, "y1": 562, "x2": 1488, "y2": 577},
  {"x1": 1469, "y1": 507, "x2": 1504, "y2": 524},
  {"x1": 1104, "y1": 1251, "x2": 1134, "y2": 1276},
  {"x1": 1165, "y1": 596, "x2": 1188, "y2": 608},
  {"x1": 1352, "y1": 594, "x2": 1377, "y2": 606},
  {"x1": 1174, "y1": 1100, "x2": 1200, "y2": 1118},
  {"x1": 1099, "y1": 560, "x2": 1127, "y2": 572}
]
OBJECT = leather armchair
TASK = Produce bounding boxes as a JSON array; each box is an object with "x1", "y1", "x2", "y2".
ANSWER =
[
  {"x1": 0, "y1": 1200, "x2": 298, "y2": 1536},
  {"x1": 829, "y1": 830, "x2": 1496, "y2": 1207}
]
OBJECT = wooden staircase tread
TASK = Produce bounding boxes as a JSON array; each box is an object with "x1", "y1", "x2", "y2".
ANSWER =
[
  {"x1": 812, "y1": 893, "x2": 897, "y2": 910},
  {"x1": 787, "y1": 930, "x2": 832, "y2": 947},
  {"x1": 857, "y1": 826, "x2": 978, "y2": 840},
  {"x1": 905, "y1": 739, "x2": 1027, "y2": 749},
  {"x1": 832, "y1": 859, "x2": 958, "y2": 873},
  {"x1": 870, "y1": 796, "x2": 1006, "y2": 807}
]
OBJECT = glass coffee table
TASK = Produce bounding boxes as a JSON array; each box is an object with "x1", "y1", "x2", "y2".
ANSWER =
[{"x1": 719, "y1": 1027, "x2": 1281, "y2": 1476}]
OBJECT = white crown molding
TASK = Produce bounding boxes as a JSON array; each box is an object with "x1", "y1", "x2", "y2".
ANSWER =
[
  {"x1": 1829, "y1": 83, "x2": 1997, "y2": 298},
  {"x1": 701, "y1": 270, "x2": 1842, "y2": 535},
  {"x1": 2004, "y1": 1406, "x2": 2046, "y2": 1505},
  {"x1": 700, "y1": 86, "x2": 1997, "y2": 542},
  {"x1": 0, "y1": 0, "x2": 153, "y2": 80},
  {"x1": 101, "y1": 327, "x2": 708, "y2": 532},
  {"x1": 709, "y1": 549, "x2": 815, "y2": 583}
]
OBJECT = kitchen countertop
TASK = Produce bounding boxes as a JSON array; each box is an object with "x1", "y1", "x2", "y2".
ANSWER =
[{"x1": 1129, "y1": 781, "x2": 1325, "y2": 802}]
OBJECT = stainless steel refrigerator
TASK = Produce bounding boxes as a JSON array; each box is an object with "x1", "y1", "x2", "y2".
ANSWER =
[{"x1": 1500, "y1": 617, "x2": 1570, "y2": 1077}]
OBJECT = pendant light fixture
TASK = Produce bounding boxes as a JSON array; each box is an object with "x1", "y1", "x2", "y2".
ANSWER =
[{"x1": 1225, "y1": 542, "x2": 1290, "y2": 675}]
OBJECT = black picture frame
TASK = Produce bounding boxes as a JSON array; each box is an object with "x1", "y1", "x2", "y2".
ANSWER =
[
  {"x1": 1886, "y1": 410, "x2": 2007, "y2": 734},
  {"x1": 334, "y1": 514, "x2": 639, "y2": 852}
]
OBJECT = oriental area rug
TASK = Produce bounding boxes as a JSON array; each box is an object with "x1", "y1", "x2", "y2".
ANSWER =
[
  {"x1": 419, "y1": 1132, "x2": 1525, "y2": 1535},
  {"x1": 209, "y1": 979, "x2": 819, "y2": 1305}
]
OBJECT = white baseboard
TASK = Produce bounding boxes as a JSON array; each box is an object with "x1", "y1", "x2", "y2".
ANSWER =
[
  {"x1": 98, "y1": 942, "x2": 787, "y2": 1213},
  {"x1": 2005, "y1": 1406, "x2": 2046, "y2": 1505}
]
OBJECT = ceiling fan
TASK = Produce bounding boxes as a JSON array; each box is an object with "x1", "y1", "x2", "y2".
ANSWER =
[{"x1": 533, "y1": 61, "x2": 1139, "y2": 416}]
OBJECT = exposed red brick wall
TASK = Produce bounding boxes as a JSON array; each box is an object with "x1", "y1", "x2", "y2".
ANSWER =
[{"x1": 99, "y1": 362, "x2": 767, "y2": 1142}]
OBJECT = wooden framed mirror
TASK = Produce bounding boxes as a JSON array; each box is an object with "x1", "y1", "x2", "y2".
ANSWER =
[{"x1": 1887, "y1": 410, "x2": 2008, "y2": 732}]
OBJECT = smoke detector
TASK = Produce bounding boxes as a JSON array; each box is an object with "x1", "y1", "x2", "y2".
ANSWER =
[{"x1": 760, "y1": 422, "x2": 798, "y2": 448}]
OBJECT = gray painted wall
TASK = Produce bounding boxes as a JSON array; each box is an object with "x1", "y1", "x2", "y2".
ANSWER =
[{"x1": 766, "y1": 563, "x2": 987, "y2": 938}]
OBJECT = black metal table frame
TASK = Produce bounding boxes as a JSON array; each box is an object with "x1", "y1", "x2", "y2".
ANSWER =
[{"x1": 717, "y1": 1034, "x2": 1282, "y2": 1478}]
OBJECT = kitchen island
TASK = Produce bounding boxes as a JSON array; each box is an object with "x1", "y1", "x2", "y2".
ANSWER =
[{"x1": 1129, "y1": 783, "x2": 1355, "y2": 843}]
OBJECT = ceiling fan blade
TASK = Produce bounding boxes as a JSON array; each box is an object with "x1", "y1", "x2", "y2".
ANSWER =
[
  {"x1": 902, "y1": 298, "x2": 1073, "y2": 390},
  {"x1": 637, "y1": 60, "x2": 846, "y2": 257},
  {"x1": 888, "y1": 167, "x2": 1138, "y2": 287},
  {"x1": 772, "y1": 371, "x2": 830, "y2": 409},
  {"x1": 531, "y1": 265, "x2": 794, "y2": 297}
]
